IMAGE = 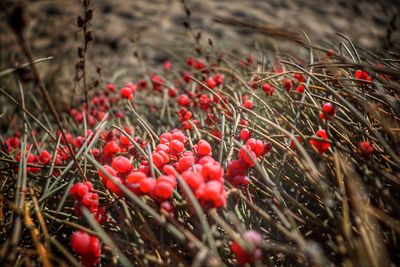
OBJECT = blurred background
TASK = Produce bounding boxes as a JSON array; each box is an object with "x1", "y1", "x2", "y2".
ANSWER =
[{"x1": 1, "y1": 0, "x2": 399, "y2": 90}]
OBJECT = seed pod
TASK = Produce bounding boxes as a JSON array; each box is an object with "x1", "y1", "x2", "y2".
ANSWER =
[
  {"x1": 85, "y1": 8, "x2": 94, "y2": 21},
  {"x1": 86, "y1": 31, "x2": 93, "y2": 42},
  {"x1": 76, "y1": 60, "x2": 84, "y2": 70},
  {"x1": 195, "y1": 31, "x2": 201, "y2": 41},
  {"x1": 96, "y1": 65, "x2": 102, "y2": 74},
  {"x1": 78, "y1": 47, "x2": 84, "y2": 58},
  {"x1": 77, "y1": 16, "x2": 84, "y2": 27},
  {"x1": 185, "y1": 7, "x2": 191, "y2": 17},
  {"x1": 8, "y1": 4, "x2": 29, "y2": 33}
]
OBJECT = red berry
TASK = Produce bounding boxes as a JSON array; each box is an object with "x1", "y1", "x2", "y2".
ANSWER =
[
  {"x1": 226, "y1": 159, "x2": 248, "y2": 178},
  {"x1": 152, "y1": 152, "x2": 164, "y2": 168},
  {"x1": 178, "y1": 155, "x2": 195, "y2": 172},
  {"x1": 120, "y1": 87, "x2": 133, "y2": 100},
  {"x1": 296, "y1": 84, "x2": 305, "y2": 93},
  {"x1": 153, "y1": 181, "x2": 174, "y2": 200},
  {"x1": 106, "y1": 176, "x2": 124, "y2": 196},
  {"x1": 70, "y1": 182, "x2": 92, "y2": 201},
  {"x1": 103, "y1": 141, "x2": 120, "y2": 157},
  {"x1": 243, "y1": 100, "x2": 253, "y2": 110},
  {"x1": 156, "y1": 144, "x2": 170, "y2": 153},
  {"x1": 239, "y1": 145, "x2": 256, "y2": 166},
  {"x1": 71, "y1": 231, "x2": 91, "y2": 255},
  {"x1": 214, "y1": 74, "x2": 224, "y2": 85},
  {"x1": 261, "y1": 83, "x2": 275, "y2": 96},
  {"x1": 81, "y1": 192, "x2": 99, "y2": 212},
  {"x1": 127, "y1": 171, "x2": 146, "y2": 183},
  {"x1": 202, "y1": 161, "x2": 224, "y2": 181},
  {"x1": 163, "y1": 60, "x2": 172, "y2": 70},
  {"x1": 253, "y1": 140, "x2": 265, "y2": 156},
  {"x1": 232, "y1": 230, "x2": 263, "y2": 266},
  {"x1": 284, "y1": 79, "x2": 293, "y2": 91},
  {"x1": 162, "y1": 164, "x2": 177, "y2": 176},
  {"x1": 139, "y1": 178, "x2": 156, "y2": 194},
  {"x1": 322, "y1": 102, "x2": 335, "y2": 116},
  {"x1": 182, "y1": 71, "x2": 192, "y2": 83},
  {"x1": 168, "y1": 87, "x2": 177, "y2": 97},
  {"x1": 358, "y1": 141, "x2": 374, "y2": 158},
  {"x1": 111, "y1": 156, "x2": 132, "y2": 174},
  {"x1": 294, "y1": 73, "x2": 305, "y2": 82},
  {"x1": 119, "y1": 135, "x2": 131, "y2": 146},
  {"x1": 94, "y1": 207, "x2": 108, "y2": 224},
  {"x1": 240, "y1": 128, "x2": 250, "y2": 140},
  {"x1": 158, "y1": 150, "x2": 170, "y2": 165},
  {"x1": 197, "y1": 140, "x2": 212, "y2": 157},
  {"x1": 106, "y1": 83, "x2": 116, "y2": 92},
  {"x1": 310, "y1": 129, "x2": 331, "y2": 154},
  {"x1": 203, "y1": 181, "x2": 223, "y2": 202},
  {"x1": 231, "y1": 175, "x2": 249, "y2": 188},
  {"x1": 157, "y1": 175, "x2": 177, "y2": 187},
  {"x1": 172, "y1": 131, "x2": 187, "y2": 143},
  {"x1": 98, "y1": 165, "x2": 117, "y2": 184},
  {"x1": 207, "y1": 77, "x2": 217, "y2": 89},
  {"x1": 182, "y1": 170, "x2": 204, "y2": 190},
  {"x1": 38, "y1": 150, "x2": 52, "y2": 165},
  {"x1": 198, "y1": 155, "x2": 215, "y2": 165},
  {"x1": 178, "y1": 94, "x2": 190, "y2": 107},
  {"x1": 160, "y1": 201, "x2": 174, "y2": 213},
  {"x1": 355, "y1": 70, "x2": 362, "y2": 79}
]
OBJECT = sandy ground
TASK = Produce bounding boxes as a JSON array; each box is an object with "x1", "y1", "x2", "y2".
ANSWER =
[{"x1": 0, "y1": 0, "x2": 399, "y2": 86}]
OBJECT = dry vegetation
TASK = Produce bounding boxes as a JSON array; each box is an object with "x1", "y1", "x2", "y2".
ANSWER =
[{"x1": 0, "y1": 1, "x2": 400, "y2": 266}]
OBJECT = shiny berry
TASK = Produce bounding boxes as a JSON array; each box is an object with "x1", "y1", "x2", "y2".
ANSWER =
[
  {"x1": 197, "y1": 140, "x2": 212, "y2": 157},
  {"x1": 120, "y1": 87, "x2": 133, "y2": 100},
  {"x1": 310, "y1": 129, "x2": 331, "y2": 154},
  {"x1": 111, "y1": 156, "x2": 132, "y2": 174},
  {"x1": 240, "y1": 128, "x2": 250, "y2": 140},
  {"x1": 358, "y1": 141, "x2": 374, "y2": 158},
  {"x1": 139, "y1": 178, "x2": 156, "y2": 194},
  {"x1": 71, "y1": 231, "x2": 91, "y2": 255}
]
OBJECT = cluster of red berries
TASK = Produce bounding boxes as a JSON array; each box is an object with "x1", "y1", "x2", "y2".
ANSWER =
[
  {"x1": 319, "y1": 102, "x2": 336, "y2": 121},
  {"x1": 70, "y1": 181, "x2": 107, "y2": 224},
  {"x1": 69, "y1": 182, "x2": 105, "y2": 266},
  {"x1": 231, "y1": 230, "x2": 263, "y2": 266},
  {"x1": 98, "y1": 130, "x2": 227, "y2": 209},
  {"x1": 358, "y1": 141, "x2": 374, "y2": 158},
  {"x1": 239, "y1": 55, "x2": 255, "y2": 68},
  {"x1": 355, "y1": 69, "x2": 372, "y2": 82},
  {"x1": 225, "y1": 129, "x2": 271, "y2": 188},
  {"x1": 120, "y1": 83, "x2": 137, "y2": 100},
  {"x1": 310, "y1": 129, "x2": 331, "y2": 154},
  {"x1": 250, "y1": 71, "x2": 305, "y2": 97},
  {"x1": 71, "y1": 230, "x2": 101, "y2": 267},
  {"x1": 70, "y1": 83, "x2": 125, "y2": 126},
  {"x1": 99, "y1": 127, "x2": 147, "y2": 163},
  {"x1": 242, "y1": 95, "x2": 254, "y2": 110},
  {"x1": 285, "y1": 73, "x2": 306, "y2": 93},
  {"x1": 6, "y1": 130, "x2": 94, "y2": 174},
  {"x1": 3, "y1": 134, "x2": 20, "y2": 153}
]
